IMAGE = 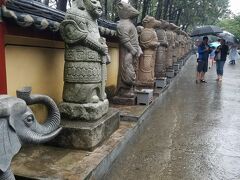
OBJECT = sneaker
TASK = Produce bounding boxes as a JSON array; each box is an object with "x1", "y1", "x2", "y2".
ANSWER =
[{"x1": 200, "y1": 80, "x2": 207, "y2": 83}]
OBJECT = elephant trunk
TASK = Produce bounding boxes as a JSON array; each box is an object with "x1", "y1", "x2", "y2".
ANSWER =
[
  {"x1": 16, "y1": 87, "x2": 61, "y2": 135},
  {"x1": 18, "y1": 127, "x2": 62, "y2": 144}
]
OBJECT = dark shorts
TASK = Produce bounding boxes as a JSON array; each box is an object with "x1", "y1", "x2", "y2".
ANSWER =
[{"x1": 197, "y1": 60, "x2": 208, "y2": 73}]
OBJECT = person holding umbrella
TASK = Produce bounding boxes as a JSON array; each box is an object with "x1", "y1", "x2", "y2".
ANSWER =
[
  {"x1": 229, "y1": 44, "x2": 239, "y2": 65},
  {"x1": 196, "y1": 36, "x2": 212, "y2": 83},
  {"x1": 215, "y1": 39, "x2": 229, "y2": 81}
]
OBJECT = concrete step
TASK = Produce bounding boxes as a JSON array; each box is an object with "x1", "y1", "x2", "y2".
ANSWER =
[
  {"x1": 12, "y1": 122, "x2": 135, "y2": 180},
  {"x1": 50, "y1": 108, "x2": 120, "y2": 151}
]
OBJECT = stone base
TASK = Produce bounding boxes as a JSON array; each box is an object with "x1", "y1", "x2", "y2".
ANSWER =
[
  {"x1": 136, "y1": 89, "x2": 153, "y2": 105},
  {"x1": 50, "y1": 108, "x2": 120, "y2": 151},
  {"x1": 59, "y1": 99, "x2": 109, "y2": 122},
  {"x1": 153, "y1": 88, "x2": 161, "y2": 97},
  {"x1": 136, "y1": 81, "x2": 154, "y2": 88},
  {"x1": 177, "y1": 60, "x2": 184, "y2": 67},
  {"x1": 166, "y1": 69, "x2": 175, "y2": 78},
  {"x1": 112, "y1": 96, "x2": 136, "y2": 105},
  {"x1": 173, "y1": 63, "x2": 180, "y2": 71},
  {"x1": 155, "y1": 77, "x2": 167, "y2": 88}
]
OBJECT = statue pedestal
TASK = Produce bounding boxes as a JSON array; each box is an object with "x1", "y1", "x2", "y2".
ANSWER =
[
  {"x1": 178, "y1": 59, "x2": 184, "y2": 67},
  {"x1": 173, "y1": 63, "x2": 180, "y2": 72},
  {"x1": 112, "y1": 96, "x2": 136, "y2": 105},
  {"x1": 155, "y1": 77, "x2": 167, "y2": 88},
  {"x1": 59, "y1": 100, "x2": 109, "y2": 122},
  {"x1": 136, "y1": 89, "x2": 153, "y2": 105},
  {"x1": 50, "y1": 108, "x2": 120, "y2": 151},
  {"x1": 166, "y1": 69, "x2": 175, "y2": 78},
  {"x1": 136, "y1": 81, "x2": 155, "y2": 89}
]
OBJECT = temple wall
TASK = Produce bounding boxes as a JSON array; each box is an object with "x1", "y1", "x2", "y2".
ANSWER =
[{"x1": 5, "y1": 35, "x2": 119, "y2": 122}]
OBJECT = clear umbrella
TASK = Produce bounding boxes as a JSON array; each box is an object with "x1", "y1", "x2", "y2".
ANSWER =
[{"x1": 217, "y1": 33, "x2": 239, "y2": 45}]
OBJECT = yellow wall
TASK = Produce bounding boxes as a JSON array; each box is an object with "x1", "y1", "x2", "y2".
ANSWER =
[
  {"x1": 5, "y1": 35, "x2": 119, "y2": 103},
  {"x1": 106, "y1": 43, "x2": 119, "y2": 88}
]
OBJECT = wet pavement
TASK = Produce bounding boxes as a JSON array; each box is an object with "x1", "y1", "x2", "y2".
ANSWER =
[{"x1": 103, "y1": 57, "x2": 240, "y2": 180}]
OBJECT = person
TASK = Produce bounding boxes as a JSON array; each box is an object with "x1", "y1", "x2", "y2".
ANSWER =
[
  {"x1": 229, "y1": 45, "x2": 239, "y2": 65},
  {"x1": 196, "y1": 36, "x2": 212, "y2": 83},
  {"x1": 215, "y1": 39, "x2": 229, "y2": 81},
  {"x1": 209, "y1": 46, "x2": 216, "y2": 69}
]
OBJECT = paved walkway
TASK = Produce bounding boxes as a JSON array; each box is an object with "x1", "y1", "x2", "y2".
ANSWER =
[{"x1": 103, "y1": 57, "x2": 240, "y2": 180}]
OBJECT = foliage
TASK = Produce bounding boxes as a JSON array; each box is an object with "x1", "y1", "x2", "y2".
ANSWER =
[
  {"x1": 217, "y1": 15, "x2": 240, "y2": 39},
  {"x1": 39, "y1": 0, "x2": 230, "y2": 32}
]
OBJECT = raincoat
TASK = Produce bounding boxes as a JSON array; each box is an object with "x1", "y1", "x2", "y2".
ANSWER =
[{"x1": 229, "y1": 46, "x2": 239, "y2": 60}]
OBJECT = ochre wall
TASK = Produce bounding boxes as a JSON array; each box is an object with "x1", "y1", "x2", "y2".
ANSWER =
[
  {"x1": 106, "y1": 42, "x2": 119, "y2": 88},
  {"x1": 5, "y1": 36, "x2": 65, "y2": 103},
  {"x1": 5, "y1": 35, "x2": 119, "y2": 100},
  {"x1": 5, "y1": 35, "x2": 119, "y2": 122},
  {"x1": 5, "y1": 36, "x2": 65, "y2": 122},
  {"x1": 5, "y1": 35, "x2": 119, "y2": 120}
]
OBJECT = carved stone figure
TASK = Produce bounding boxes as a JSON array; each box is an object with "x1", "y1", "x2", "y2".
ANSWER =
[
  {"x1": 113, "y1": 1, "x2": 142, "y2": 104},
  {"x1": 137, "y1": 15, "x2": 160, "y2": 87},
  {"x1": 181, "y1": 30, "x2": 187, "y2": 58},
  {"x1": 183, "y1": 33, "x2": 188, "y2": 55},
  {"x1": 175, "y1": 29, "x2": 182, "y2": 60},
  {"x1": 171, "y1": 24, "x2": 180, "y2": 63},
  {"x1": 155, "y1": 20, "x2": 169, "y2": 78},
  {"x1": 59, "y1": 0, "x2": 110, "y2": 120},
  {"x1": 188, "y1": 36, "x2": 192, "y2": 53},
  {"x1": 178, "y1": 30, "x2": 184, "y2": 59},
  {"x1": 0, "y1": 87, "x2": 61, "y2": 180},
  {"x1": 165, "y1": 23, "x2": 175, "y2": 68}
]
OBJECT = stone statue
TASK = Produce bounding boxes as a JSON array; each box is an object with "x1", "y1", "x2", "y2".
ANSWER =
[
  {"x1": 171, "y1": 24, "x2": 180, "y2": 63},
  {"x1": 183, "y1": 33, "x2": 188, "y2": 56},
  {"x1": 178, "y1": 29, "x2": 183, "y2": 59},
  {"x1": 137, "y1": 15, "x2": 160, "y2": 87},
  {"x1": 155, "y1": 20, "x2": 169, "y2": 78},
  {"x1": 175, "y1": 29, "x2": 182, "y2": 60},
  {"x1": 0, "y1": 87, "x2": 61, "y2": 180},
  {"x1": 188, "y1": 36, "x2": 192, "y2": 53},
  {"x1": 113, "y1": 1, "x2": 142, "y2": 104},
  {"x1": 165, "y1": 23, "x2": 175, "y2": 69},
  {"x1": 180, "y1": 30, "x2": 187, "y2": 58},
  {"x1": 59, "y1": 0, "x2": 110, "y2": 120}
]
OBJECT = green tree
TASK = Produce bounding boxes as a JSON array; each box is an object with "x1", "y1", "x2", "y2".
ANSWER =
[
  {"x1": 38, "y1": 0, "x2": 230, "y2": 31},
  {"x1": 217, "y1": 15, "x2": 240, "y2": 39}
]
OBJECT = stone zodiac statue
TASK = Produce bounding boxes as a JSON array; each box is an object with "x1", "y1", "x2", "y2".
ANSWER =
[
  {"x1": 137, "y1": 15, "x2": 160, "y2": 87},
  {"x1": 0, "y1": 87, "x2": 61, "y2": 180},
  {"x1": 155, "y1": 19, "x2": 169, "y2": 78},
  {"x1": 171, "y1": 24, "x2": 180, "y2": 63},
  {"x1": 166, "y1": 23, "x2": 175, "y2": 69},
  {"x1": 114, "y1": 1, "x2": 142, "y2": 103},
  {"x1": 59, "y1": 0, "x2": 110, "y2": 120},
  {"x1": 180, "y1": 30, "x2": 186, "y2": 58}
]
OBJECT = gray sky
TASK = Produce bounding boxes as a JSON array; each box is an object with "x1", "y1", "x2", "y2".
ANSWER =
[{"x1": 229, "y1": 0, "x2": 240, "y2": 14}]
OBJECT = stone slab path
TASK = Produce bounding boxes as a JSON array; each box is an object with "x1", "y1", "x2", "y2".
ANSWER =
[{"x1": 104, "y1": 57, "x2": 240, "y2": 180}]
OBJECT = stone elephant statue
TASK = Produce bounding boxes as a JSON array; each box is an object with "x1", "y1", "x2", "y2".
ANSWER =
[{"x1": 0, "y1": 87, "x2": 62, "y2": 180}]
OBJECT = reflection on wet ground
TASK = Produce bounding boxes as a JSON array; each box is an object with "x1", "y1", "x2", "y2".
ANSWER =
[{"x1": 103, "y1": 57, "x2": 240, "y2": 180}]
